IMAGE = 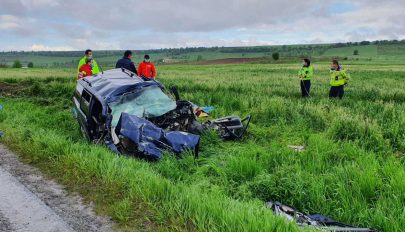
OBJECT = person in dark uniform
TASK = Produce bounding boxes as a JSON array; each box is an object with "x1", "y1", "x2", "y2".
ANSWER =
[{"x1": 116, "y1": 50, "x2": 138, "y2": 75}]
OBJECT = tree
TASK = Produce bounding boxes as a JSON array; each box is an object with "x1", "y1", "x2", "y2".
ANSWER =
[
  {"x1": 272, "y1": 52, "x2": 280, "y2": 61},
  {"x1": 12, "y1": 60, "x2": 22, "y2": 68},
  {"x1": 27, "y1": 62, "x2": 34, "y2": 68},
  {"x1": 360, "y1": 41, "x2": 370, "y2": 45},
  {"x1": 353, "y1": 50, "x2": 359, "y2": 56},
  {"x1": 197, "y1": 55, "x2": 203, "y2": 61}
]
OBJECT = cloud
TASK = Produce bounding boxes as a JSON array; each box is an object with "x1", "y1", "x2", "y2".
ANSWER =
[
  {"x1": 120, "y1": 34, "x2": 275, "y2": 49},
  {"x1": 0, "y1": 15, "x2": 20, "y2": 30},
  {"x1": 0, "y1": 14, "x2": 39, "y2": 36},
  {"x1": 20, "y1": 0, "x2": 60, "y2": 9},
  {"x1": 29, "y1": 44, "x2": 74, "y2": 51},
  {"x1": 0, "y1": 0, "x2": 405, "y2": 50},
  {"x1": 52, "y1": 0, "x2": 320, "y2": 33}
]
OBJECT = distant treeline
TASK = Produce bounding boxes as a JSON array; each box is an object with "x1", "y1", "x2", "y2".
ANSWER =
[
  {"x1": 139, "y1": 39, "x2": 405, "y2": 55},
  {"x1": 1, "y1": 39, "x2": 405, "y2": 57}
]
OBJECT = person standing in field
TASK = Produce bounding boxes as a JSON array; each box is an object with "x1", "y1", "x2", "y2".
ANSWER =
[
  {"x1": 138, "y1": 55, "x2": 156, "y2": 80},
  {"x1": 116, "y1": 50, "x2": 138, "y2": 75},
  {"x1": 77, "y1": 49, "x2": 100, "y2": 75},
  {"x1": 298, "y1": 58, "x2": 313, "y2": 97},
  {"x1": 77, "y1": 58, "x2": 93, "y2": 80},
  {"x1": 329, "y1": 59, "x2": 350, "y2": 99}
]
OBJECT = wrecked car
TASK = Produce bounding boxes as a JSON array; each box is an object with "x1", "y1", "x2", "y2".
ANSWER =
[{"x1": 72, "y1": 68, "x2": 250, "y2": 160}]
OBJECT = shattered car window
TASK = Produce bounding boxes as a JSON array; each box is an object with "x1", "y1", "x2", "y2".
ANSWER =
[{"x1": 109, "y1": 86, "x2": 177, "y2": 127}]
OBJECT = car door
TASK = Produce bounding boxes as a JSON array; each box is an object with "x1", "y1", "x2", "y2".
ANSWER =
[{"x1": 78, "y1": 89, "x2": 93, "y2": 141}]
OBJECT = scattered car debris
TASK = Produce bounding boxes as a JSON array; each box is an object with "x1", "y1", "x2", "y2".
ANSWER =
[
  {"x1": 266, "y1": 201, "x2": 377, "y2": 232},
  {"x1": 191, "y1": 103, "x2": 215, "y2": 118},
  {"x1": 201, "y1": 106, "x2": 215, "y2": 113},
  {"x1": 288, "y1": 145, "x2": 305, "y2": 152},
  {"x1": 72, "y1": 68, "x2": 250, "y2": 160},
  {"x1": 206, "y1": 116, "x2": 251, "y2": 140},
  {"x1": 193, "y1": 108, "x2": 209, "y2": 118}
]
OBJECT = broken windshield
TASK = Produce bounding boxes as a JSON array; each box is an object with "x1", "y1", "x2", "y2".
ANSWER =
[{"x1": 109, "y1": 86, "x2": 177, "y2": 127}]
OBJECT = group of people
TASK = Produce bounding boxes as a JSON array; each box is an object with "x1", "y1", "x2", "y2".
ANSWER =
[
  {"x1": 298, "y1": 59, "x2": 350, "y2": 99},
  {"x1": 77, "y1": 49, "x2": 350, "y2": 100},
  {"x1": 77, "y1": 49, "x2": 156, "y2": 80}
]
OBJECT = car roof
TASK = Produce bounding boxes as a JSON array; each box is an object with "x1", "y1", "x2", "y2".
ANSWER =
[{"x1": 78, "y1": 68, "x2": 159, "y2": 103}]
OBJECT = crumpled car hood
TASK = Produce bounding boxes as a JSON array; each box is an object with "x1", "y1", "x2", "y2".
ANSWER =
[{"x1": 115, "y1": 112, "x2": 200, "y2": 160}]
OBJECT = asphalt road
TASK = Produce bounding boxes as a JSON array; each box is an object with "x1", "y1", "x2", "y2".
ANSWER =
[{"x1": 0, "y1": 144, "x2": 115, "y2": 232}]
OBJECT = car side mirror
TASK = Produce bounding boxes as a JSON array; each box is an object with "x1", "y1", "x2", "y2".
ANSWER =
[{"x1": 170, "y1": 85, "x2": 180, "y2": 101}]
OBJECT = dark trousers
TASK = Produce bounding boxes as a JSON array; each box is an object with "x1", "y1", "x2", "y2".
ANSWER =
[
  {"x1": 329, "y1": 85, "x2": 344, "y2": 99},
  {"x1": 300, "y1": 80, "x2": 311, "y2": 97}
]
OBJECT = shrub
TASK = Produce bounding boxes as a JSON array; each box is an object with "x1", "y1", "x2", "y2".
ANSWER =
[
  {"x1": 272, "y1": 52, "x2": 280, "y2": 61},
  {"x1": 12, "y1": 60, "x2": 22, "y2": 68},
  {"x1": 28, "y1": 62, "x2": 34, "y2": 68},
  {"x1": 28, "y1": 82, "x2": 43, "y2": 96}
]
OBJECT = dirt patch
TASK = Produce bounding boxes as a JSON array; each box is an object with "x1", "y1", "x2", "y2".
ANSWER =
[
  {"x1": 196, "y1": 57, "x2": 265, "y2": 65},
  {"x1": 0, "y1": 82, "x2": 23, "y2": 97},
  {"x1": 0, "y1": 144, "x2": 116, "y2": 232}
]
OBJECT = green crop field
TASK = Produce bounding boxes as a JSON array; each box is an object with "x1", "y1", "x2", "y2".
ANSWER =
[
  {"x1": 2, "y1": 42, "x2": 405, "y2": 68},
  {"x1": 0, "y1": 60, "x2": 404, "y2": 231},
  {"x1": 323, "y1": 45, "x2": 378, "y2": 57}
]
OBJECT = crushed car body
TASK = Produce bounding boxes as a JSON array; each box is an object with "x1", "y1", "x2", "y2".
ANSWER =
[{"x1": 72, "y1": 68, "x2": 250, "y2": 160}]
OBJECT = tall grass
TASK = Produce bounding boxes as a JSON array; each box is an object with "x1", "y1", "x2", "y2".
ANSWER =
[{"x1": 0, "y1": 63, "x2": 404, "y2": 231}]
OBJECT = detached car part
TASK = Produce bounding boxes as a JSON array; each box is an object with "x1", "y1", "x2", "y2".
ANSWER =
[
  {"x1": 205, "y1": 116, "x2": 252, "y2": 140},
  {"x1": 266, "y1": 201, "x2": 377, "y2": 232}
]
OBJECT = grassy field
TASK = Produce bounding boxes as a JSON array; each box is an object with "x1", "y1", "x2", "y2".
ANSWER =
[
  {"x1": 323, "y1": 44, "x2": 405, "y2": 64},
  {"x1": 0, "y1": 51, "x2": 275, "y2": 67},
  {"x1": 323, "y1": 45, "x2": 378, "y2": 58},
  {"x1": 3, "y1": 43, "x2": 405, "y2": 68},
  {"x1": 0, "y1": 61, "x2": 404, "y2": 231}
]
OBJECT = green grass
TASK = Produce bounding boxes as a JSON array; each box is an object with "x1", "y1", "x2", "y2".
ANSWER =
[
  {"x1": 0, "y1": 63, "x2": 404, "y2": 231},
  {"x1": 322, "y1": 44, "x2": 405, "y2": 63},
  {"x1": 3, "y1": 43, "x2": 405, "y2": 68},
  {"x1": 323, "y1": 45, "x2": 378, "y2": 58}
]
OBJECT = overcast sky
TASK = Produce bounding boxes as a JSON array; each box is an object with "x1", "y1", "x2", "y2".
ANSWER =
[{"x1": 1, "y1": 0, "x2": 405, "y2": 51}]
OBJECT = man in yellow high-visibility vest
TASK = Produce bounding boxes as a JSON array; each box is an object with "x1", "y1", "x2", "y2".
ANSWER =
[
  {"x1": 329, "y1": 59, "x2": 350, "y2": 99},
  {"x1": 77, "y1": 49, "x2": 100, "y2": 75}
]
